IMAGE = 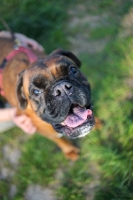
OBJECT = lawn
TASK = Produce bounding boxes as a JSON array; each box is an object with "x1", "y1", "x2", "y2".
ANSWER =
[{"x1": 0, "y1": 0, "x2": 133, "y2": 199}]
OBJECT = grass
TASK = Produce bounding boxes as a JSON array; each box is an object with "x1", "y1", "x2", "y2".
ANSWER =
[
  {"x1": 14, "y1": 135, "x2": 66, "y2": 198},
  {"x1": 0, "y1": 0, "x2": 69, "y2": 53},
  {"x1": 1, "y1": 0, "x2": 133, "y2": 200}
]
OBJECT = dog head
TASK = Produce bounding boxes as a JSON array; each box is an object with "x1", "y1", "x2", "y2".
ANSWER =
[{"x1": 16, "y1": 49, "x2": 95, "y2": 139}]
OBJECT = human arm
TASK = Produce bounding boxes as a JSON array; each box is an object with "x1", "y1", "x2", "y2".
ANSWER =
[{"x1": 0, "y1": 108, "x2": 36, "y2": 134}]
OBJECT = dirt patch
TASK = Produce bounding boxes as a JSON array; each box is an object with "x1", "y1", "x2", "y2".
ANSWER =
[
  {"x1": 25, "y1": 185, "x2": 56, "y2": 200},
  {"x1": 67, "y1": 5, "x2": 110, "y2": 55}
]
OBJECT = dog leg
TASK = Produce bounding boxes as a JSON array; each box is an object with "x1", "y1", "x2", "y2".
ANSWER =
[
  {"x1": 41, "y1": 132, "x2": 80, "y2": 161},
  {"x1": 94, "y1": 117, "x2": 103, "y2": 130},
  {"x1": 50, "y1": 136, "x2": 80, "y2": 161}
]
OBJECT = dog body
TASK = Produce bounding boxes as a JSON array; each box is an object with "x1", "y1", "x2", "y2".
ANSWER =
[{"x1": 0, "y1": 38, "x2": 95, "y2": 160}]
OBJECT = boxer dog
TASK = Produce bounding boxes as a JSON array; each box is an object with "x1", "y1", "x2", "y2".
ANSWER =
[{"x1": 0, "y1": 38, "x2": 95, "y2": 160}]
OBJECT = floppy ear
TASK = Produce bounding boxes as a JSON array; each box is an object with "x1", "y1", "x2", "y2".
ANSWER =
[
  {"x1": 16, "y1": 70, "x2": 28, "y2": 110},
  {"x1": 51, "y1": 48, "x2": 81, "y2": 68}
]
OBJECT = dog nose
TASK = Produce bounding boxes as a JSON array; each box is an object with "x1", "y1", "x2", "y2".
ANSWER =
[{"x1": 53, "y1": 82, "x2": 73, "y2": 97}]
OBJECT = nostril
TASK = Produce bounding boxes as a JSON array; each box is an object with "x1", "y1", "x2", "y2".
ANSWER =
[
  {"x1": 54, "y1": 89, "x2": 61, "y2": 97},
  {"x1": 65, "y1": 83, "x2": 72, "y2": 90},
  {"x1": 53, "y1": 82, "x2": 73, "y2": 97}
]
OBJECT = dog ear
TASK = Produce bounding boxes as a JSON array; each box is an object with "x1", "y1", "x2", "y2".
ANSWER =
[
  {"x1": 16, "y1": 70, "x2": 28, "y2": 110},
  {"x1": 51, "y1": 48, "x2": 81, "y2": 68}
]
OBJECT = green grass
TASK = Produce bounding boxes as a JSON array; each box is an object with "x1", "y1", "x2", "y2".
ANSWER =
[
  {"x1": 14, "y1": 134, "x2": 66, "y2": 198},
  {"x1": 1, "y1": 0, "x2": 133, "y2": 200},
  {"x1": 0, "y1": 0, "x2": 69, "y2": 53},
  {"x1": 90, "y1": 26, "x2": 118, "y2": 39}
]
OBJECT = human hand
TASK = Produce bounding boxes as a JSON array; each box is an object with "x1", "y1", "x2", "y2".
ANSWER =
[
  {"x1": 0, "y1": 31, "x2": 44, "y2": 52},
  {"x1": 15, "y1": 33, "x2": 44, "y2": 52},
  {"x1": 9, "y1": 108, "x2": 36, "y2": 134}
]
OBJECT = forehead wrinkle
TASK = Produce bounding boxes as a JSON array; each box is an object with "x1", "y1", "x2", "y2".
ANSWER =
[
  {"x1": 45, "y1": 55, "x2": 68, "y2": 67},
  {"x1": 44, "y1": 59, "x2": 59, "y2": 80},
  {"x1": 47, "y1": 58, "x2": 71, "y2": 80},
  {"x1": 34, "y1": 59, "x2": 55, "y2": 80},
  {"x1": 28, "y1": 61, "x2": 54, "y2": 80}
]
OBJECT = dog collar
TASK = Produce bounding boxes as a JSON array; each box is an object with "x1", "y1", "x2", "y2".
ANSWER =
[
  {"x1": 0, "y1": 46, "x2": 38, "y2": 96},
  {"x1": 0, "y1": 69, "x2": 4, "y2": 96},
  {"x1": 0, "y1": 46, "x2": 38, "y2": 70}
]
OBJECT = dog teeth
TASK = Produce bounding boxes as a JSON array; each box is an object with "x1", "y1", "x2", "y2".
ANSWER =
[{"x1": 61, "y1": 122, "x2": 65, "y2": 125}]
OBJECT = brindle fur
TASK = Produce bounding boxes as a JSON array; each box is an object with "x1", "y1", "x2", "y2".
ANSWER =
[{"x1": 0, "y1": 38, "x2": 97, "y2": 160}]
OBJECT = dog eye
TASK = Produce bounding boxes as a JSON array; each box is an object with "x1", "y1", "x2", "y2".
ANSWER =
[
  {"x1": 70, "y1": 66, "x2": 77, "y2": 74},
  {"x1": 32, "y1": 89, "x2": 42, "y2": 96}
]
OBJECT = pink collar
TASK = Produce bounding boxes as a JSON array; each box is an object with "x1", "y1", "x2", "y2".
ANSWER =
[
  {"x1": 6, "y1": 46, "x2": 38, "y2": 63},
  {"x1": 0, "y1": 46, "x2": 38, "y2": 96}
]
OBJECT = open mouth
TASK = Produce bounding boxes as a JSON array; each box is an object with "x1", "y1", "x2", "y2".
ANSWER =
[{"x1": 53, "y1": 103, "x2": 95, "y2": 139}]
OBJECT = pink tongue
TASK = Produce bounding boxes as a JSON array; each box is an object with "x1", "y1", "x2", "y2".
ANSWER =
[{"x1": 64, "y1": 106, "x2": 92, "y2": 128}]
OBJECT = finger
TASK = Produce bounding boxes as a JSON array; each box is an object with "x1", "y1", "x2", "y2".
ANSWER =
[
  {"x1": 13, "y1": 114, "x2": 27, "y2": 124},
  {"x1": 26, "y1": 126, "x2": 36, "y2": 134},
  {"x1": 22, "y1": 123, "x2": 36, "y2": 134},
  {"x1": 18, "y1": 117, "x2": 36, "y2": 134},
  {"x1": 33, "y1": 43, "x2": 44, "y2": 52},
  {"x1": 21, "y1": 117, "x2": 32, "y2": 126},
  {"x1": 27, "y1": 39, "x2": 44, "y2": 52},
  {"x1": 13, "y1": 115, "x2": 33, "y2": 129}
]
